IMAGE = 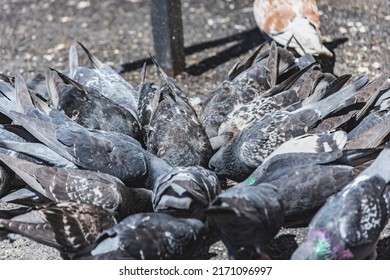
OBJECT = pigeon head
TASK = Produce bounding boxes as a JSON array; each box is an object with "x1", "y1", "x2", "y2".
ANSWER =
[
  {"x1": 208, "y1": 143, "x2": 250, "y2": 182},
  {"x1": 152, "y1": 166, "x2": 221, "y2": 221},
  {"x1": 209, "y1": 135, "x2": 267, "y2": 182},
  {"x1": 292, "y1": 230, "x2": 353, "y2": 260}
]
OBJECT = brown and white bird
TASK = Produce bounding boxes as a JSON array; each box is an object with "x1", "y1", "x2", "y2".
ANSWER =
[{"x1": 253, "y1": 0, "x2": 333, "y2": 57}]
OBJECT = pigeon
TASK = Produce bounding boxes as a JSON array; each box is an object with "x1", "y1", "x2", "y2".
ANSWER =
[
  {"x1": 0, "y1": 74, "x2": 172, "y2": 190},
  {"x1": 143, "y1": 58, "x2": 213, "y2": 167},
  {"x1": 200, "y1": 42, "x2": 302, "y2": 139},
  {"x1": 0, "y1": 123, "x2": 74, "y2": 197},
  {"x1": 247, "y1": 148, "x2": 380, "y2": 225},
  {"x1": 344, "y1": 75, "x2": 390, "y2": 149},
  {"x1": 4, "y1": 106, "x2": 171, "y2": 189},
  {"x1": 0, "y1": 186, "x2": 52, "y2": 206},
  {"x1": 211, "y1": 64, "x2": 337, "y2": 150},
  {"x1": 311, "y1": 73, "x2": 390, "y2": 134},
  {"x1": 46, "y1": 69, "x2": 142, "y2": 143},
  {"x1": 73, "y1": 212, "x2": 206, "y2": 260},
  {"x1": 206, "y1": 183, "x2": 284, "y2": 259},
  {"x1": 71, "y1": 42, "x2": 139, "y2": 115},
  {"x1": 211, "y1": 88, "x2": 300, "y2": 150},
  {"x1": 152, "y1": 166, "x2": 221, "y2": 221},
  {"x1": 137, "y1": 65, "x2": 160, "y2": 145},
  {"x1": 0, "y1": 202, "x2": 117, "y2": 259},
  {"x1": 345, "y1": 110, "x2": 390, "y2": 149},
  {"x1": 209, "y1": 75, "x2": 369, "y2": 181},
  {"x1": 0, "y1": 154, "x2": 153, "y2": 219},
  {"x1": 291, "y1": 143, "x2": 390, "y2": 260},
  {"x1": 226, "y1": 131, "x2": 353, "y2": 224},
  {"x1": 253, "y1": 0, "x2": 333, "y2": 57},
  {"x1": 0, "y1": 139, "x2": 77, "y2": 169}
]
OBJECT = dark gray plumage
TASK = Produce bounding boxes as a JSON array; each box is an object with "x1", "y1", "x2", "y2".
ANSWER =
[
  {"x1": 73, "y1": 212, "x2": 206, "y2": 260},
  {"x1": 137, "y1": 75, "x2": 160, "y2": 145},
  {"x1": 0, "y1": 202, "x2": 117, "y2": 259},
  {"x1": 147, "y1": 85, "x2": 213, "y2": 167},
  {"x1": 311, "y1": 73, "x2": 390, "y2": 134},
  {"x1": 0, "y1": 139, "x2": 77, "y2": 169},
  {"x1": 71, "y1": 42, "x2": 139, "y2": 115},
  {"x1": 344, "y1": 74, "x2": 390, "y2": 149},
  {"x1": 0, "y1": 123, "x2": 69, "y2": 197},
  {"x1": 209, "y1": 75, "x2": 369, "y2": 181},
  {"x1": 206, "y1": 183, "x2": 284, "y2": 259},
  {"x1": 0, "y1": 154, "x2": 152, "y2": 219},
  {"x1": 6, "y1": 108, "x2": 171, "y2": 189},
  {"x1": 244, "y1": 131, "x2": 348, "y2": 182},
  {"x1": 346, "y1": 109, "x2": 390, "y2": 149},
  {"x1": 211, "y1": 89, "x2": 300, "y2": 150},
  {"x1": 211, "y1": 64, "x2": 338, "y2": 150},
  {"x1": 152, "y1": 166, "x2": 221, "y2": 221},
  {"x1": 47, "y1": 69, "x2": 142, "y2": 143},
  {"x1": 200, "y1": 43, "x2": 285, "y2": 139},
  {"x1": 201, "y1": 42, "x2": 316, "y2": 140},
  {"x1": 143, "y1": 57, "x2": 213, "y2": 167},
  {"x1": 243, "y1": 148, "x2": 380, "y2": 226},
  {"x1": 291, "y1": 143, "x2": 390, "y2": 260}
]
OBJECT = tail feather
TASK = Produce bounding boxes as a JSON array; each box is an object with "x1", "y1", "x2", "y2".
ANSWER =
[
  {"x1": 14, "y1": 74, "x2": 35, "y2": 115},
  {"x1": 0, "y1": 139, "x2": 76, "y2": 168},
  {"x1": 300, "y1": 75, "x2": 369, "y2": 118},
  {"x1": 361, "y1": 142, "x2": 390, "y2": 182},
  {"x1": 77, "y1": 41, "x2": 104, "y2": 70},
  {"x1": 69, "y1": 42, "x2": 79, "y2": 78},
  {"x1": 0, "y1": 154, "x2": 47, "y2": 197}
]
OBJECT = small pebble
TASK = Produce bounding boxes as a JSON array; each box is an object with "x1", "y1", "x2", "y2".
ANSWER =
[
  {"x1": 43, "y1": 54, "x2": 53, "y2": 62},
  {"x1": 358, "y1": 26, "x2": 367, "y2": 33},
  {"x1": 339, "y1": 26, "x2": 348, "y2": 34},
  {"x1": 77, "y1": 1, "x2": 90, "y2": 9},
  {"x1": 357, "y1": 66, "x2": 369, "y2": 73},
  {"x1": 372, "y1": 62, "x2": 381, "y2": 69}
]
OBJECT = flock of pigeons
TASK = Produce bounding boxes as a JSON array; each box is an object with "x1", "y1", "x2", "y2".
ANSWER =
[{"x1": 0, "y1": 0, "x2": 389, "y2": 260}]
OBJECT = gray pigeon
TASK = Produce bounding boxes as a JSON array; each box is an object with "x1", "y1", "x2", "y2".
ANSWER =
[
  {"x1": 206, "y1": 183, "x2": 284, "y2": 259},
  {"x1": 345, "y1": 76, "x2": 390, "y2": 149},
  {"x1": 200, "y1": 44, "x2": 271, "y2": 139},
  {"x1": 346, "y1": 109, "x2": 390, "y2": 149},
  {"x1": 291, "y1": 143, "x2": 390, "y2": 260},
  {"x1": 73, "y1": 212, "x2": 206, "y2": 260},
  {"x1": 143, "y1": 58, "x2": 213, "y2": 167},
  {"x1": 71, "y1": 42, "x2": 139, "y2": 115},
  {"x1": 0, "y1": 123, "x2": 74, "y2": 197},
  {"x1": 209, "y1": 75, "x2": 369, "y2": 181},
  {"x1": 4, "y1": 107, "x2": 171, "y2": 189},
  {"x1": 152, "y1": 166, "x2": 221, "y2": 221},
  {"x1": 311, "y1": 73, "x2": 390, "y2": 134},
  {"x1": 200, "y1": 42, "x2": 311, "y2": 139},
  {"x1": 0, "y1": 202, "x2": 117, "y2": 259},
  {"x1": 237, "y1": 131, "x2": 381, "y2": 225},
  {"x1": 0, "y1": 154, "x2": 152, "y2": 219},
  {"x1": 210, "y1": 65, "x2": 340, "y2": 150},
  {"x1": 0, "y1": 74, "x2": 170, "y2": 189},
  {"x1": 46, "y1": 69, "x2": 142, "y2": 143},
  {"x1": 211, "y1": 88, "x2": 300, "y2": 150}
]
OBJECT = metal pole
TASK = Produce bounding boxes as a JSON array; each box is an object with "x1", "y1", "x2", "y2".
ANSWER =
[{"x1": 150, "y1": 0, "x2": 185, "y2": 76}]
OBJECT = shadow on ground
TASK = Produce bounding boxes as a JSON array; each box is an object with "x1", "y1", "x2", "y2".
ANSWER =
[{"x1": 115, "y1": 28, "x2": 265, "y2": 76}]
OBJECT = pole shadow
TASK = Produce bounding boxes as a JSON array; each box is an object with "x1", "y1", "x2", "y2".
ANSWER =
[{"x1": 114, "y1": 28, "x2": 265, "y2": 76}]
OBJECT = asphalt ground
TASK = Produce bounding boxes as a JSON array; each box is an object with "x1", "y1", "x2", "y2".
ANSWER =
[{"x1": 0, "y1": 0, "x2": 389, "y2": 259}]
